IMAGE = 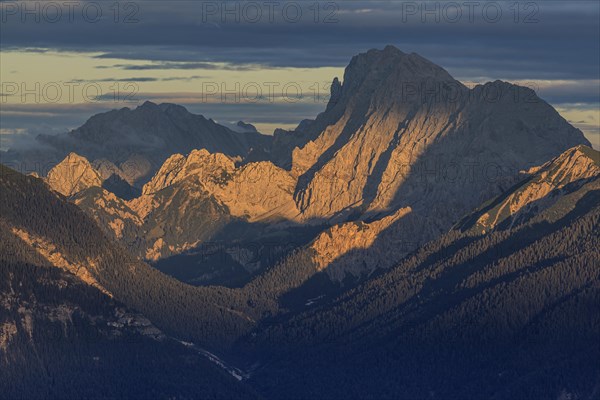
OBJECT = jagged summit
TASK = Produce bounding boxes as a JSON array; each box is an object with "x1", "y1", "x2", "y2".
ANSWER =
[
  {"x1": 46, "y1": 152, "x2": 103, "y2": 197},
  {"x1": 27, "y1": 99, "x2": 273, "y2": 186},
  {"x1": 555, "y1": 144, "x2": 600, "y2": 167},
  {"x1": 270, "y1": 46, "x2": 593, "y2": 281},
  {"x1": 136, "y1": 100, "x2": 187, "y2": 111},
  {"x1": 141, "y1": 148, "x2": 299, "y2": 222},
  {"x1": 456, "y1": 145, "x2": 600, "y2": 233},
  {"x1": 573, "y1": 143, "x2": 600, "y2": 165},
  {"x1": 328, "y1": 46, "x2": 461, "y2": 113}
]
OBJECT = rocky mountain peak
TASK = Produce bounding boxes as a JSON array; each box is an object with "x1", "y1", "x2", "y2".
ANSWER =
[
  {"x1": 140, "y1": 100, "x2": 160, "y2": 109},
  {"x1": 65, "y1": 152, "x2": 90, "y2": 163},
  {"x1": 157, "y1": 102, "x2": 188, "y2": 114},
  {"x1": 15, "y1": 98, "x2": 273, "y2": 188},
  {"x1": 521, "y1": 144, "x2": 600, "y2": 188},
  {"x1": 236, "y1": 121, "x2": 259, "y2": 133},
  {"x1": 46, "y1": 153, "x2": 103, "y2": 197},
  {"x1": 326, "y1": 77, "x2": 343, "y2": 111},
  {"x1": 141, "y1": 149, "x2": 237, "y2": 195},
  {"x1": 278, "y1": 46, "x2": 592, "y2": 284},
  {"x1": 564, "y1": 144, "x2": 600, "y2": 166},
  {"x1": 456, "y1": 145, "x2": 600, "y2": 233},
  {"x1": 383, "y1": 44, "x2": 405, "y2": 54},
  {"x1": 342, "y1": 46, "x2": 459, "y2": 98}
]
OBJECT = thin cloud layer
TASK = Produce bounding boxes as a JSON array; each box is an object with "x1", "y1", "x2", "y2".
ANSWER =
[{"x1": 1, "y1": 1, "x2": 598, "y2": 78}]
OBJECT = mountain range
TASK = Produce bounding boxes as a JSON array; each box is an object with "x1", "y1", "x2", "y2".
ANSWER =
[
  {"x1": 34, "y1": 46, "x2": 590, "y2": 283},
  {"x1": 3, "y1": 101, "x2": 272, "y2": 188},
  {"x1": 1, "y1": 46, "x2": 598, "y2": 399}
]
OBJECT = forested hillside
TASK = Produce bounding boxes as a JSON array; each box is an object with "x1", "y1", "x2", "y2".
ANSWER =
[
  {"x1": 0, "y1": 164, "x2": 257, "y2": 348},
  {"x1": 0, "y1": 221, "x2": 259, "y2": 399}
]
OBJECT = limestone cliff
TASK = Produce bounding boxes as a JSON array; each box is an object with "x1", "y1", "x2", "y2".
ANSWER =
[
  {"x1": 141, "y1": 149, "x2": 300, "y2": 222},
  {"x1": 46, "y1": 153, "x2": 103, "y2": 197},
  {"x1": 278, "y1": 46, "x2": 591, "y2": 279},
  {"x1": 308, "y1": 207, "x2": 412, "y2": 281},
  {"x1": 292, "y1": 46, "x2": 588, "y2": 222}
]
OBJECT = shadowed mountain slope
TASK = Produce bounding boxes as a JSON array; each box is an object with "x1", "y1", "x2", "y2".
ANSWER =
[{"x1": 0, "y1": 212, "x2": 259, "y2": 399}]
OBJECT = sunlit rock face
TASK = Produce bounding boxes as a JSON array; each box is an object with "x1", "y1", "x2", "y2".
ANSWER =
[
  {"x1": 44, "y1": 153, "x2": 145, "y2": 251},
  {"x1": 293, "y1": 46, "x2": 588, "y2": 221},
  {"x1": 141, "y1": 149, "x2": 300, "y2": 222},
  {"x1": 46, "y1": 152, "x2": 103, "y2": 197},
  {"x1": 456, "y1": 145, "x2": 600, "y2": 234},
  {"x1": 308, "y1": 207, "x2": 414, "y2": 281},
  {"x1": 47, "y1": 150, "x2": 301, "y2": 261},
  {"x1": 127, "y1": 149, "x2": 302, "y2": 259},
  {"x1": 272, "y1": 46, "x2": 588, "y2": 278}
]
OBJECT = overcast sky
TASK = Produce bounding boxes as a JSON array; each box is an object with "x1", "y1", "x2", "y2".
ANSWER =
[{"x1": 1, "y1": 0, "x2": 598, "y2": 148}]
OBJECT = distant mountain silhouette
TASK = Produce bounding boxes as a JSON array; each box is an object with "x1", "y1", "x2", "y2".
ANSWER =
[{"x1": 4, "y1": 101, "x2": 272, "y2": 186}]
